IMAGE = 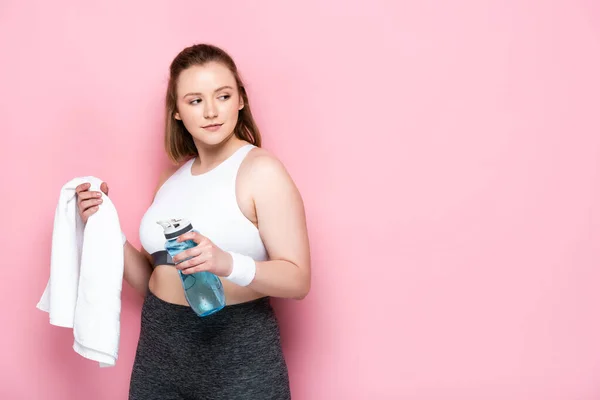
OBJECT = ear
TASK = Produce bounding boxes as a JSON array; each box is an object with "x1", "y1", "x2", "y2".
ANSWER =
[
  {"x1": 174, "y1": 111, "x2": 181, "y2": 120},
  {"x1": 238, "y1": 100, "x2": 244, "y2": 111}
]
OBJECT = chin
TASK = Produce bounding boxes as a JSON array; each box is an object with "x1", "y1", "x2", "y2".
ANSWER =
[{"x1": 192, "y1": 131, "x2": 233, "y2": 148}]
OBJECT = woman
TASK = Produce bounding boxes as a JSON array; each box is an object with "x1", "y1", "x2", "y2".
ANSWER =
[{"x1": 75, "y1": 43, "x2": 311, "y2": 399}]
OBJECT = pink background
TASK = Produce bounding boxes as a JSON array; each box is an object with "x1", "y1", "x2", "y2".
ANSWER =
[{"x1": 1, "y1": 0, "x2": 600, "y2": 399}]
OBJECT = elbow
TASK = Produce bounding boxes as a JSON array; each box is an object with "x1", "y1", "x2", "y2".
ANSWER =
[
  {"x1": 292, "y1": 290, "x2": 309, "y2": 300},
  {"x1": 292, "y1": 277, "x2": 311, "y2": 300}
]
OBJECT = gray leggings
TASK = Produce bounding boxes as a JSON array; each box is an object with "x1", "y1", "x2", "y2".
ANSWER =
[{"x1": 128, "y1": 291, "x2": 291, "y2": 400}]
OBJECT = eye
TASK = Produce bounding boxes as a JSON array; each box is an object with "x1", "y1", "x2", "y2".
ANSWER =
[
  {"x1": 189, "y1": 99, "x2": 202, "y2": 105},
  {"x1": 218, "y1": 95, "x2": 231, "y2": 101}
]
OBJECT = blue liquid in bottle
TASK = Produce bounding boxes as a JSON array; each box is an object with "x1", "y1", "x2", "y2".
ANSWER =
[{"x1": 157, "y1": 218, "x2": 225, "y2": 317}]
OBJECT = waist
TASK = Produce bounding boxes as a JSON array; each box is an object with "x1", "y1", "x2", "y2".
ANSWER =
[
  {"x1": 139, "y1": 289, "x2": 282, "y2": 362},
  {"x1": 149, "y1": 265, "x2": 265, "y2": 306}
]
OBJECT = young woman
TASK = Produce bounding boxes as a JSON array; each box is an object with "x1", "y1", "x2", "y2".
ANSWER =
[{"x1": 75, "y1": 43, "x2": 311, "y2": 399}]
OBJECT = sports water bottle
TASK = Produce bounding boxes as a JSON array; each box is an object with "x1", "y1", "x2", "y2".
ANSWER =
[{"x1": 156, "y1": 218, "x2": 226, "y2": 317}]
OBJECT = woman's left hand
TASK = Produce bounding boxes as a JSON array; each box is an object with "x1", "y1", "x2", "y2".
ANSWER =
[{"x1": 172, "y1": 231, "x2": 233, "y2": 277}]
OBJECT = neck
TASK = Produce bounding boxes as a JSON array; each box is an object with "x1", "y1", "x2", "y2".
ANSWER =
[{"x1": 192, "y1": 136, "x2": 247, "y2": 173}]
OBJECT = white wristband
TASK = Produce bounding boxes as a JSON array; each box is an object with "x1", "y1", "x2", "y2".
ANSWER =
[
  {"x1": 225, "y1": 252, "x2": 256, "y2": 286},
  {"x1": 121, "y1": 231, "x2": 127, "y2": 246}
]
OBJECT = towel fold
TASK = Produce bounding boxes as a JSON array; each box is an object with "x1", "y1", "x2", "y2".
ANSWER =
[{"x1": 37, "y1": 176, "x2": 124, "y2": 367}]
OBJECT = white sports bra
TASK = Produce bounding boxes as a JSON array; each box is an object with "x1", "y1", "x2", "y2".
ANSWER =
[{"x1": 139, "y1": 144, "x2": 268, "y2": 267}]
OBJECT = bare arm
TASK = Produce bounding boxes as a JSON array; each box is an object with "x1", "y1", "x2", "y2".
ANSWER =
[
  {"x1": 122, "y1": 242, "x2": 153, "y2": 296},
  {"x1": 122, "y1": 167, "x2": 179, "y2": 296},
  {"x1": 245, "y1": 154, "x2": 311, "y2": 300},
  {"x1": 75, "y1": 167, "x2": 179, "y2": 297},
  {"x1": 166, "y1": 152, "x2": 311, "y2": 300}
]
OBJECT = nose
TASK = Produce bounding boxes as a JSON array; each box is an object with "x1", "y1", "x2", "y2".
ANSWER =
[{"x1": 204, "y1": 99, "x2": 217, "y2": 119}]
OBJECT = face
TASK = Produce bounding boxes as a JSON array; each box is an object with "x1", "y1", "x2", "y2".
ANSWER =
[{"x1": 174, "y1": 61, "x2": 244, "y2": 147}]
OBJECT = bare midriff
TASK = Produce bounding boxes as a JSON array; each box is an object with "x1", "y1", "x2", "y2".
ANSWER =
[{"x1": 148, "y1": 265, "x2": 264, "y2": 306}]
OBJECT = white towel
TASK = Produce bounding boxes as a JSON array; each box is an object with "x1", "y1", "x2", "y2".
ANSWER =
[{"x1": 37, "y1": 176, "x2": 124, "y2": 367}]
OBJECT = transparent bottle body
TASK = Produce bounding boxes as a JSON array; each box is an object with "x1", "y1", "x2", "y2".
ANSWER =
[{"x1": 164, "y1": 234, "x2": 225, "y2": 317}]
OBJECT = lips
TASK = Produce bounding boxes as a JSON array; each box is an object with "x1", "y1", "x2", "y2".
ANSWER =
[{"x1": 202, "y1": 123, "x2": 223, "y2": 132}]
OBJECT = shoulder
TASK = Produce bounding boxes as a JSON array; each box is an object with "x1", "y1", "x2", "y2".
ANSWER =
[
  {"x1": 153, "y1": 162, "x2": 184, "y2": 196},
  {"x1": 242, "y1": 147, "x2": 292, "y2": 184},
  {"x1": 240, "y1": 147, "x2": 301, "y2": 200}
]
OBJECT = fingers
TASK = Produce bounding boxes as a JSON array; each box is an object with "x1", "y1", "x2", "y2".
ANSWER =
[
  {"x1": 77, "y1": 189, "x2": 102, "y2": 212},
  {"x1": 81, "y1": 205, "x2": 100, "y2": 221},
  {"x1": 177, "y1": 231, "x2": 208, "y2": 245},
  {"x1": 77, "y1": 190, "x2": 102, "y2": 201},
  {"x1": 79, "y1": 197, "x2": 103, "y2": 213},
  {"x1": 75, "y1": 183, "x2": 90, "y2": 194},
  {"x1": 175, "y1": 246, "x2": 213, "y2": 272},
  {"x1": 75, "y1": 182, "x2": 104, "y2": 201},
  {"x1": 78, "y1": 198, "x2": 102, "y2": 223},
  {"x1": 179, "y1": 259, "x2": 210, "y2": 274},
  {"x1": 75, "y1": 182, "x2": 109, "y2": 194},
  {"x1": 181, "y1": 264, "x2": 210, "y2": 275},
  {"x1": 173, "y1": 245, "x2": 203, "y2": 264},
  {"x1": 75, "y1": 182, "x2": 106, "y2": 222}
]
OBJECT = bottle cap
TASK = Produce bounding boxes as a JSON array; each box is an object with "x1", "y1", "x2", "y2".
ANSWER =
[{"x1": 156, "y1": 218, "x2": 193, "y2": 240}]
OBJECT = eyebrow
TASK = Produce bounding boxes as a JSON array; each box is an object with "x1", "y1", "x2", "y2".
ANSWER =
[{"x1": 183, "y1": 86, "x2": 234, "y2": 98}]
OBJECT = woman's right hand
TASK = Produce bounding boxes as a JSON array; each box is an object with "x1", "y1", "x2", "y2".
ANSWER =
[{"x1": 75, "y1": 182, "x2": 109, "y2": 223}]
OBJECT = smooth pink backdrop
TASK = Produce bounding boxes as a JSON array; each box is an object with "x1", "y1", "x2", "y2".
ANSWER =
[{"x1": 1, "y1": 0, "x2": 600, "y2": 399}]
